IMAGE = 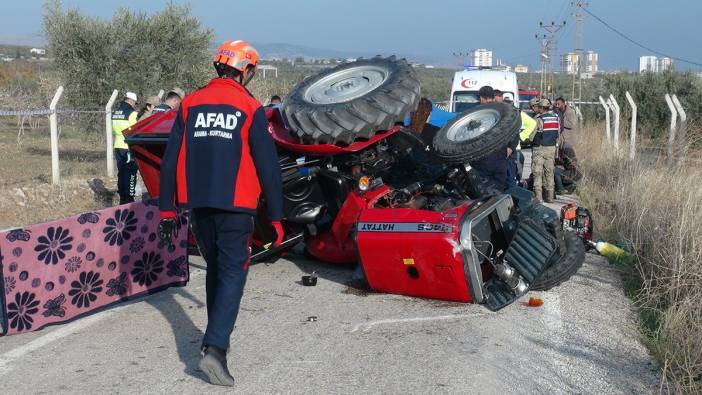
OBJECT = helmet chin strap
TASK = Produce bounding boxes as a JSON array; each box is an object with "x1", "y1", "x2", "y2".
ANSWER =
[{"x1": 240, "y1": 69, "x2": 255, "y2": 87}]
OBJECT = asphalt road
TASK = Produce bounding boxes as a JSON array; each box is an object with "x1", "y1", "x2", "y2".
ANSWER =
[{"x1": 0, "y1": 244, "x2": 659, "y2": 394}]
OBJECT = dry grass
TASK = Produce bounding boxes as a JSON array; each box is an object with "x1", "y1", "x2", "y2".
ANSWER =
[
  {"x1": 0, "y1": 122, "x2": 112, "y2": 229},
  {"x1": 575, "y1": 125, "x2": 702, "y2": 393}
]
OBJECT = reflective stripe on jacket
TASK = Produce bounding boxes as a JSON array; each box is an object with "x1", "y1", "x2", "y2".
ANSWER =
[
  {"x1": 111, "y1": 101, "x2": 137, "y2": 149},
  {"x1": 533, "y1": 111, "x2": 560, "y2": 147},
  {"x1": 151, "y1": 103, "x2": 171, "y2": 114}
]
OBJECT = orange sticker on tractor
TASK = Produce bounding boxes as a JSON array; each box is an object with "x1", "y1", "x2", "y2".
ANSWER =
[{"x1": 403, "y1": 258, "x2": 415, "y2": 265}]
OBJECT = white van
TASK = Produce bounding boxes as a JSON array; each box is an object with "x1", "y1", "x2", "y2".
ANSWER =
[{"x1": 449, "y1": 68, "x2": 520, "y2": 113}]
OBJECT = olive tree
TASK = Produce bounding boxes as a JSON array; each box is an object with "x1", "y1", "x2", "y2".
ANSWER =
[{"x1": 43, "y1": 0, "x2": 214, "y2": 110}]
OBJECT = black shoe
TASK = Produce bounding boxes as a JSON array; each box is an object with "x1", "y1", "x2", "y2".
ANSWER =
[{"x1": 199, "y1": 346, "x2": 236, "y2": 386}]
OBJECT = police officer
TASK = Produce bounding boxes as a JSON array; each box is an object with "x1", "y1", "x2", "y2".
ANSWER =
[
  {"x1": 112, "y1": 91, "x2": 139, "y2": 204},
  {"x1": 152, "y1": 87, "x2": 184, "y2": 114},
  {"x1": 158, "y1": 40, "x2": 283, "y2": 387},
  {"x1": 529, "y1": 98, "x2": 561, "y2": 203}
]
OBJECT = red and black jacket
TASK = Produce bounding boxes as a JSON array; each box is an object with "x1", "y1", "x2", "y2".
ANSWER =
[{"x1": 159, "y1": 78, "x2": 283, "y2": 220}]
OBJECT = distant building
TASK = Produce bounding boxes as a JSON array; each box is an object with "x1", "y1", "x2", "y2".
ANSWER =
[
  {"x1": 561, "y1": 52, "x2": 578, "y2": 74},
  {"x1": 30, "y1": 48, "x2": 46, "y2": 55},
  {"x1": 659, "y1": 57, "x2": 673, "y2": 72},
  {"x1": 561, "y1": 51, "x2": 598, "y2": 76},
  {"x1": 639, "y1": 56, "x2": 658, "y2": 73},
  {"x1": 639, "y1": 56, "x2": 673, "y2": 73},
  {"x1": 514, "y1": 64, "x2": 529, "y2": 73},
  {"x1": 494, "y1": 59, "x2": 511, "y2": 71},
  {"x1": 583, "y1": 51, "x2": 598, "y2": 76},
  {"x1": 470, "y1": 48, "x2": 492, "y2": 67}
]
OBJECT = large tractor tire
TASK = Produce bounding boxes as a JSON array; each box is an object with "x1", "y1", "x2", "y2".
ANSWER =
[
  {"x1": 432, "y1": 102, "x2": 520, "y2": 164},
  {"x1": 281, "y1": 56, "x2": 421, "y2": 145},
  {"x1": 531, "y1": 231, "x2": 586, "y2": 291}
]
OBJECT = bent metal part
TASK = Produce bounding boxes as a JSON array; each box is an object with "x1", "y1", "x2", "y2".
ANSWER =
[{"x1": 357, "y1": 222, "x2": 454, "y2": 233}]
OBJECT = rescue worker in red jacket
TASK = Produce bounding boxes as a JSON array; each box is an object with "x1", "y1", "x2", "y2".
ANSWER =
[{"x1": 157, "y1": 40, "x2": 284, "y2": 386}]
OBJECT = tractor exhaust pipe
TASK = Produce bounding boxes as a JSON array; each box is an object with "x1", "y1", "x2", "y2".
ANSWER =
[{"x1": 494, "y1": 263, "x2": 528, "y2": 295}]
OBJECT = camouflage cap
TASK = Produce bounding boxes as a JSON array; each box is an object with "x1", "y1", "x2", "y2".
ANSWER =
[
  {"x1": 537, "y1": 98, "x2": 552, "y2": 108},
  {"x1": 168, "y1": 87, "x2": 185, "y2": 99}
]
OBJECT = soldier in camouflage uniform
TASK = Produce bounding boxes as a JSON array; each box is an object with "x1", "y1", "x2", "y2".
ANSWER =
[{"x1": 528, "y1": 98, "x2": 561, "y2": 203}]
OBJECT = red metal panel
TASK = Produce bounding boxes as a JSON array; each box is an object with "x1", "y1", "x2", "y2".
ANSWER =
[{"x1": 356, "y1": 206, "x2": 473, "y2": 302}]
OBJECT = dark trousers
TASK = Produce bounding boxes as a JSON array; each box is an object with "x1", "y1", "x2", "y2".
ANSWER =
[
  {"x1": 473, "y1": 150, "x2": 509, "y2": 191},
  {"x1": 506, "y1": 150, "x2": 519, "y2": 188},
  {"x1": 554, "y1": 167, "x2": 565, "y2": 191},
  {"x1": 115, "y1": 148, "x2": 138, "y2": 204},
  {"x1": 191, "y1": 208, "x2": 253, "y2": 351}
]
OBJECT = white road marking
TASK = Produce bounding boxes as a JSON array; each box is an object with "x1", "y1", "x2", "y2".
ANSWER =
[
  {"x1": 351, "y1": 312, "x2": 488, "y2": 333},
  {"x1": 540, "y1": 291, "x2": 567, "y2": 394},
  {"x1": 542, "y1": 292, "x2": 563, "y2": 331},
  {"x1": 0, "y1": 310, "x2": 113, "y2": 375},
  {"x1": 0, "y1": 266, "x2": 204, "y2": 376}
]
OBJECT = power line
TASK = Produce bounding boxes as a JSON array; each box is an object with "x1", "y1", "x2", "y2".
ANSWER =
[
  {"x1": 537, "y1": 20, "x2": 566, "y2": 99},
  {"x1": 583, "y1": 7, "x2": 702, "y2": 68},
  {"x1": 554, "y1": 0, "x2": 571, "y2": 27}
]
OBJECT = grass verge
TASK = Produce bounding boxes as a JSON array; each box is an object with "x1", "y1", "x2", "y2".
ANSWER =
[{"x1": 575, "y1": 125, "x2": 702, "y2": 393}]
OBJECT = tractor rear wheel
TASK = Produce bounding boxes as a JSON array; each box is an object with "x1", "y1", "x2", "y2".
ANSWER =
[{"x1": 282, "y1": 56, "x2": 421, "y2": 145}]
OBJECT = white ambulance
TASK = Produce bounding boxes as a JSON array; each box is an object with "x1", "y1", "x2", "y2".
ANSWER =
[{"x1": 449, "y1": 67, "x2": 520, "y2": 113}]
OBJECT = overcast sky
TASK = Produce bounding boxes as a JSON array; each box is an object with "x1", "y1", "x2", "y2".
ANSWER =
[{"x1": 2, "y1": 0, "x2": 701, "y2": 71}]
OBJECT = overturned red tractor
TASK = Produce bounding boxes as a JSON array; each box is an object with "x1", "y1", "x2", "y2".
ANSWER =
[{"x1": 126, "y1": 56, "x2": 585, "y2": 311}]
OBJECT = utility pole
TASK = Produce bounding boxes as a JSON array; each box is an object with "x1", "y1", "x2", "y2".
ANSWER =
[
  {"x1": 572, "y1": 1, "x2": 588, "y2": 105},
  {"x1": 535, "y1": 34, "x2": 548, "y2": 94},
  {"x1": 537, "y1": 20, "x2": 566, "y2": 100}
]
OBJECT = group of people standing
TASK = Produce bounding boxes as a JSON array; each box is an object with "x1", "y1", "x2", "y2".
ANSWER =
[
  {"x1": 468, "y1": 87, "x2": 580, "y2": 203},
  {"x1": 111, "y1": 88, "x2": 184, "y2": 204},
  {"x1": 528, "y1": 96, "x2": 581, "y2": 202}
]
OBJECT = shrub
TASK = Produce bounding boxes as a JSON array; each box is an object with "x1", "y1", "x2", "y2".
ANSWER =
[{"x1": 43, "y1": 0, "x2": 213, "y2": 110}]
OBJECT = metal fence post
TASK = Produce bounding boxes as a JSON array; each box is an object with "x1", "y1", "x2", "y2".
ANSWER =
[
  {"x1": 49, "y1": 86, "x2": 64, "y2": 185},
  {"x1": 625, "y1": 91, "x2": 637, "y2": 160},
  {"x1": 608, "y1": 94, "x2": 620, "y2": 150},
  {"x1": 105, "y1": 90, "x2": 119, "y2": 178},
  {"x1": 598, "y1": 96, "x2": 611, "y2": 142},
  {"x1": 671, "y1": 94, "x2": 687, "y2": 161},
  {"x1": 574, "y1": 106, "x2": 584, "y2": 128},
  {"x1": 664, "y1": 94, "x2": 678, "y2": 164}
]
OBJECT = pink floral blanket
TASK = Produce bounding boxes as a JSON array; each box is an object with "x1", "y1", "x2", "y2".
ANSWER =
[{"x1": 0, "y1": 200, "x2": 189, "y2": 336}]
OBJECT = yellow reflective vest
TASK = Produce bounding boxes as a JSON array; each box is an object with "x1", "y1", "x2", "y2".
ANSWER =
[
  {"x1": 518, "y1": 111, "x2": 537, "y2": 150},
  {"x1": 111, "y1": 101, "x2": 138, "y2": 149}
]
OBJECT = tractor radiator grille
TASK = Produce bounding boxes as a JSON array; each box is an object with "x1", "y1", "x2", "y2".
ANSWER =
[{"x1": 503, "y1": 218, "x2": 557, "y2": 284}]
